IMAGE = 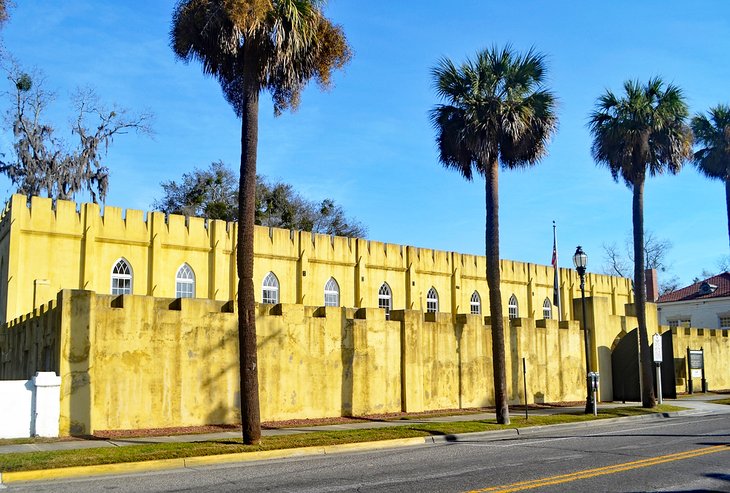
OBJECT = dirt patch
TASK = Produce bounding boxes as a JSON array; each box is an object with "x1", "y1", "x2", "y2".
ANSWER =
[
  {"x1": 90, "y1": 401, "x2": 583, "y2": 439},
  {"x1": 94, "y1": 424, "x2": 240, "y2": 439}
]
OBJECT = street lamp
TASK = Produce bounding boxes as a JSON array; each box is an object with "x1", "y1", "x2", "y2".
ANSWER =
[{"x1": 573, "y1": 246, "x2": 595, "y2": 415}]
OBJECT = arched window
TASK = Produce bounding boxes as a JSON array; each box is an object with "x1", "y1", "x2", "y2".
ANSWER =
[
  {"x1": 111, "y1": 258, "x2": 132, "y2": 295},
  {"x1": 543, "y1": 297, "x2": 552, "y2": 319},
  {"x1": 426, "y1": 287, "x2": 439, "y2": 313},
  {"x1": 508, "y1": 294, "x2": 519, "y2": 319},
  {"x1": 470, "y1": 291, "x2": 481, "y2": 315},
  {"x1": 176, "y1": 264, "x2": 195, "y2": 298},
  {"x1": 378, "y1": 283, "x2": 392, "y2": 320},
  {"x1": 324, "y1": 277, "x2": 340, "y2": 307},
  {"x1": 262, "y1": 272, "x2": 279, "y2": 304}
]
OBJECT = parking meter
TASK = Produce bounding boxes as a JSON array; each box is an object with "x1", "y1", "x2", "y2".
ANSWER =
[
  {"x1": 587, "y1": 372, "x2": 599, "y2": 415},
  {"x1": 588, "y1": 372, "x2": 599, "y2": 391}
]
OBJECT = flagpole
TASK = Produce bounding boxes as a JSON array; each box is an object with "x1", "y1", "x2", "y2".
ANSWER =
[{"x1": 553, "y1": 221, "x2": 562, "y2": 321}]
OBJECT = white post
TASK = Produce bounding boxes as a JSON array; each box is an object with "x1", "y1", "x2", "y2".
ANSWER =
[
  {"x1": 32, "y1": 372, "x2": 61, "y2": 437},
  {"x1": 656, "y1": 363, "x2": 663, "y2": 405}
]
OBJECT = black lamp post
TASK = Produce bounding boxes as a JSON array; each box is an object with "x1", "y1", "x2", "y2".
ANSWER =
[{"x1": 573, "y1": 245, "x2": 594, "y2": 414}]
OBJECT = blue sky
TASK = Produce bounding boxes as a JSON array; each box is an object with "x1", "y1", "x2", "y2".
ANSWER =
[{"x1": 0, "y1": 1, "x2": 727, "y2": 286}]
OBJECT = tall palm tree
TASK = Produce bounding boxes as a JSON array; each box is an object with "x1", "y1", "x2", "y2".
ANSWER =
[
  {"x1": 430, "y1": 46, "x2": 557, "y2": 425},
  {"x1": 589, "y1": 78, "x2": 692, "y2": 408},
  {"x1": 691, "y1": 105, "x2": 730, "y2": 249},
  {"x1": 171, "y1": 0, "x2": 351, "y2": 444}
]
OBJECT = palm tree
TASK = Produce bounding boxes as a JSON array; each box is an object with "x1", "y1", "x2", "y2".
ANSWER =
[
  {"x1": 691, "y1": 105, "x2": 730, "y2": 249},
  {"x1": 588, "y1": 78, "x2": 692, "y2": 408},
  {"x1": 171, "y1": 0, "x2": 351, "y2": 444},
  {"x1": 430, "y1": 46, "x2": 557, "y2": 424}
]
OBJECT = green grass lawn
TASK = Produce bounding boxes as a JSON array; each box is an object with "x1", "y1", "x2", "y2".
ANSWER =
[
  {"x1": 0, "y1": 405, "x2": 684, "y2": 473},
  {"x1": 713, "y1": 398, "x2": 730, "y2": 405}
]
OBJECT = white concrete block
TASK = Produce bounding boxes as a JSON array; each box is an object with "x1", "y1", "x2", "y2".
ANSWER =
[
  {"x1": 32, "y1": 372, "x2": 61, "y2": 437},
  {"x1": 0, "y1": 380, "x2": 33, "y2": 439}
]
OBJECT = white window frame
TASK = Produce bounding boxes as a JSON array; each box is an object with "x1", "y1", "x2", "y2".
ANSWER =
[
  {"x1": 262, "y1": 272, "x2": 279, "y2": 304},
  {"x1": 719, "y1": 316, "x2": 730, "y2": 330},
  {"x1": 470, "y1": 291, "x2": 481, "y2": 315},
  {"x1": 668, "y1": 318, "x2": 691, "y2": 329},
  {"x1": 111, "y1": 258, "x2": 133, "y2": 295},
  {"x1": 324, "y1": 277, "x2": 340, "y2": 307},
  {"x1": 543, "y1": 297, "x2": 552, "y2": 319},
  {"x1": 426, "y1": 287, "x2": 439, "y2": 313},
  {"x1": 175, "y1": 263, "x2": 195, "y2": 298},
  {"x1": 508, "y1": 294, "x2": 519, "y2": 319},
  {"x1": 378, "y1": 283, "x2": 392, "y2": 319}
]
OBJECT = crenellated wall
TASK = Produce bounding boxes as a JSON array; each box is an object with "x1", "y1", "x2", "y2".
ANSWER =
[
  {"x1": 0, "y1": 194, "x2": 634, "y2": 326},
  {"x1": 0, "y1": 195, "x2": 237, "y2": 323},
  {"x1": 0, "y1": 290, "x2": 609, "y2": 435},
  {"x1": 2, "y1": 289, "x2": 729, "y2": 435},
  {"x1": 668, "y1": 326, "x2": 730, "y2": 392}
]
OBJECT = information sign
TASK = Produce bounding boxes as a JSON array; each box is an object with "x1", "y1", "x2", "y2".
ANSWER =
[
  {"x1": 652, "y1": 334, "x2": 662, "y2": 362},
  {"x1": 689, "y1": 350, "x2": 704, "y2": 369}
]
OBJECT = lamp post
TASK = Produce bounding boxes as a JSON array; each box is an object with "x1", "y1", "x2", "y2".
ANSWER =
[{"x1": 573, "y1": 246, "x2": 594, "y2": 414}]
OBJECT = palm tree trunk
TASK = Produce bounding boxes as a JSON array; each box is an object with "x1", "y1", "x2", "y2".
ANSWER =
[
  {"x1": 238, "y1": 49, "x2": 262, "y2": 444},
  {"x1": 725, "y1": 173, "x2": 730, "y2": 250},
  {"x1": 632, "y1": 175, "x2": 656, "y2": 408},
  {"x1": 486, "y1": 159, "x2": 509, "y2": 424}
]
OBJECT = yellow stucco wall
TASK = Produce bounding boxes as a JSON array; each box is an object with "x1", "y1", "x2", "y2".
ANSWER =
[
  {"x1": 668, "y1": 326, "x2": 730, "y2": 392},
  {"x1": 2, "y1": 289, "x2": 729, "y2": 435},
  {"x1": 0, "y1": 194, "x2": 634, "y2": 325},
  {"x1": 0, "y1": 289, "x2": 640, "y2": 435}
]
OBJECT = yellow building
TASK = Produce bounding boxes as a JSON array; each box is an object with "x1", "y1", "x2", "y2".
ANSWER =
[
  {"x1": 0, "y1": 194, "x2": 634, "y2": 325},
  {"x1": 1, "y1": 195, "x2": 728, "y2": 435}
]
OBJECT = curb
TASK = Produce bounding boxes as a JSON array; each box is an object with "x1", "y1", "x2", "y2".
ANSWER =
[
  {"x1": 0, "y1": 410, "x2": 701, "y2": 485},
  {"x1": 0, "y1": 437, "x2": 427, "y2": 485},
  {"x1": 419, "y1": 410, "x2": 695, "y2": 444}
]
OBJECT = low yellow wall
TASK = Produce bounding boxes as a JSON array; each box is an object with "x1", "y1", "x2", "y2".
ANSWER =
[
  {"x1": 0, "y1": 290, "x2": 600, "y2": 434},
  {"x1": 3, "y1": 290, "x2": 728, "y2": 435},
  {"x1": 669, "y1": 326, "x2": 730, "y2": 392}
]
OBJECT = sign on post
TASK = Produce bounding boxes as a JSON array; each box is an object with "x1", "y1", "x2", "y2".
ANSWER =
[
  {"x1": 687, "y1": 348, "x2": 707, "y2": 394},
  {"x1": 653, "y1": 334, "x2": 663, "y2": 404},
  {"x1": 689, "y1": 350, "x2": 703, "y2": 370},
  {"x1": 652, "y1": 333, "x2": 663, "y2": 363}
]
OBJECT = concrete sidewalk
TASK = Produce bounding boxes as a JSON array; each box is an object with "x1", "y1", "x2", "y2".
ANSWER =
[
  {"x1": 2, "y1": 394, "x2": 726, "y2": 455},
  {"x1": 1, "y1": 395, "x2": 728, "y2": 486}
]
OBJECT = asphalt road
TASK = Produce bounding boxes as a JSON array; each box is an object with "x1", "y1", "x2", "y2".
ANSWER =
[{"x1": 7, "y1": 412, "x2": 730, "y2": 492}]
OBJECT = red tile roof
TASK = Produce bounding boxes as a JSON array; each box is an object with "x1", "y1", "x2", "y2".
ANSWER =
[{"x1": 657, "y1": 272, "x2": 730, "y2": 303}]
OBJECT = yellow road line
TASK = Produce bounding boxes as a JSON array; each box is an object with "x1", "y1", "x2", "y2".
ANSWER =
[{"x1": 465, "y1": 444, "x2": 729, "y2": 493}]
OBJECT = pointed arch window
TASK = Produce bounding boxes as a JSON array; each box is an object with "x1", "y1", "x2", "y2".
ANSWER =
[
  {"x1": 262, "y1": 272, "x2": 279, "y2": 304},
  {"x1": 470, "y1": 291, "x2": 481, "y2": 315},
  {"x1": 543, "y1": 297, "x2": 552, "y2": 319},
  {"x1": 324, "y1": 277, "x2": 340, "y2": 307},
  {"x1": 426, "y1": 287, "x2": 439, "y2": 313},
  {"x1": 176, "y1": 264, "x2": 195, "y2": 298},
  {"x1": 111, "y1": 258, "x2": 132, "y2": 295},
  {"x1": 508, "y1": 294, "x2": 519, "y2": 319},
  {"x1": 378, "y1": 283, "x2": 392, "y2": 319}
]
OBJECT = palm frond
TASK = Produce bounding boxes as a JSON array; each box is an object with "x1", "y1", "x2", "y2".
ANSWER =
[
  {"x1": 588, "y1": 77, "x2": 691, "y2": 187},
  {"x1": 171, "y1": 0, "x2": 350, "y2": 117},
  {"x1": 691, "y1": 104, "x2": 730, "y2": 180},
  {"x1": 430, "y1": 45, "x2": 557, "y2": 178}
]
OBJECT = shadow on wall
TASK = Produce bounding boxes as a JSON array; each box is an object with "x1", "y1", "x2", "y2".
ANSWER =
[
  {"x1": 509, "y1": 323, "x2": 521, "y2": 404},
  {"x1": 597, "y1": 346, "x2": 612, "y2": 402},
  {"x1": 341, "y1": 315, "x2": 354, "y2": 416},
  {"x1": 453, "y1": 321, "x2": 463, "y2": 410},
  {"x1": 611, "y1": 328, "x2": 640, "y2": 403}
]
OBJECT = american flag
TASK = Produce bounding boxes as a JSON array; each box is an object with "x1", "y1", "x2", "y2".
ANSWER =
[{"x1": 552, "y1": 222, "x2": 561, "y2": 320}]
